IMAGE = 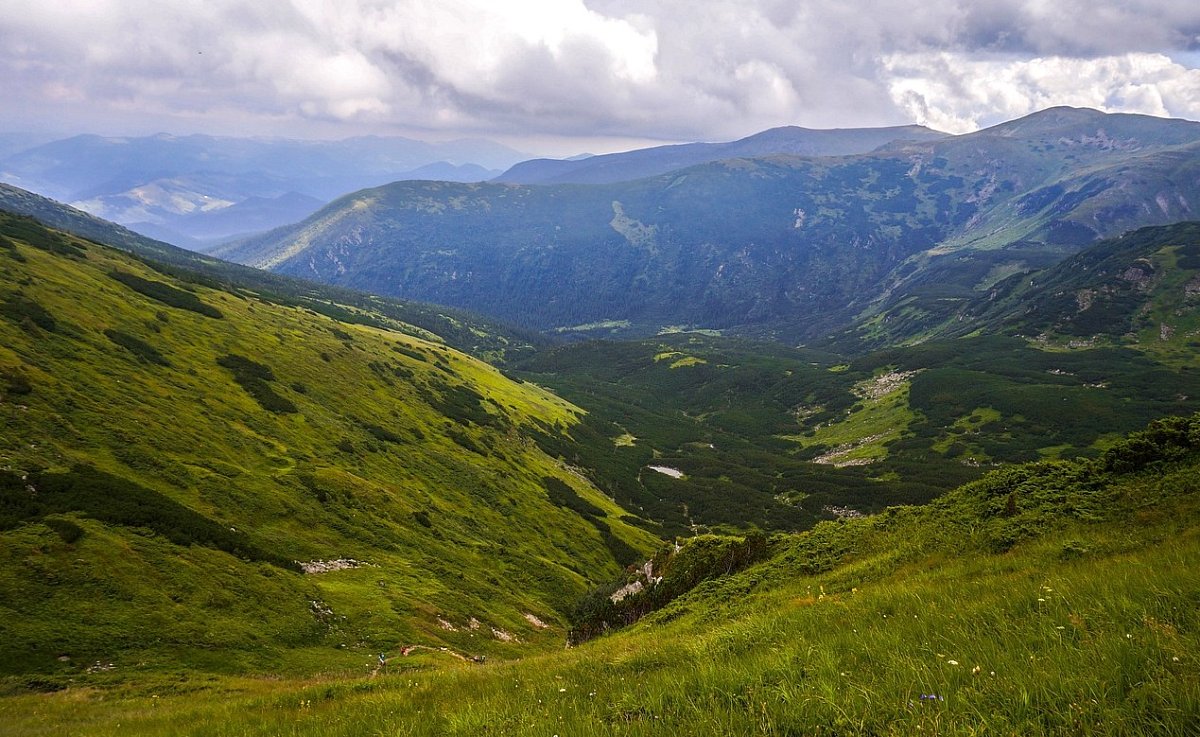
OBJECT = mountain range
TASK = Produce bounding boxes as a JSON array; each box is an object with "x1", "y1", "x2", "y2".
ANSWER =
[
  {"x1": 493, "y1": 123, "x2": 946, "y2": 184},
  {"x1": 3, "y1": 105, "x2": 1200, "y2": 733},
  {"x1": 0, "y1": 133, "x2": 528, "y2": 247},
  {"x1": 222, "y1": 107, "x2": 1200, "y2": 344}
]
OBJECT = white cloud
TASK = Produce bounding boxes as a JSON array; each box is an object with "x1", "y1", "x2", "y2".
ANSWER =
[
  {"x1": 883, "y1": 52, "x2": 1200, "y2": 133},
  {"x1": 0, "y1": 1, "x2": 1197, "y2": 144}
]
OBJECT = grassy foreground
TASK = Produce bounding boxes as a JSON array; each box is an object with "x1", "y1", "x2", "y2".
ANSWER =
[{"x1": 4, "y1": 419, "x2": 1198, "y2": 735}]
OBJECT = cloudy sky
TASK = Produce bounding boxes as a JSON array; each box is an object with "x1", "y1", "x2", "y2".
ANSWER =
[{"x1": 2, "y1": 0, "x2": 1199, "y2": 154}]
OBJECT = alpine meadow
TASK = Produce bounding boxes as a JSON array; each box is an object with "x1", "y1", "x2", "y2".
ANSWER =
[{"x1": 3, "y1": 2, "x2": 1200, "y2": 734}]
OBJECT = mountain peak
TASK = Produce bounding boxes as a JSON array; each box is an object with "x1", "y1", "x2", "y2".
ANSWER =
[{"x1": 980, "y1": 106, "x2": 1199, "y2": 140}]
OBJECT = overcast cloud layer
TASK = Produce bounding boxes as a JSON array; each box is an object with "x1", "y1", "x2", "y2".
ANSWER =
[{"x1": 2, "y1": 0, "x2": 1199, "y2": 151}]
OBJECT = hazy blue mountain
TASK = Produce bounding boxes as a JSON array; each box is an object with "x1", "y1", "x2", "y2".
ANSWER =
[
  {"x1": 147, "y1": 191, "x2": 327, "y2": 246},
  {"x1": 401, "y1": 161, "x2": 501, "y2": 182},
  {"x1": 0, "y1": 132, "x2": 57, "y2": 160},
  {"x1": 493, "y1": 124, "x2": 947, "y2": 185},
  {"x1": 0, "y1": 133, "x2": 527, "y2": 246},
  {"x1": 226, "y1": 108, "x2": 1200, "y2": 342}
]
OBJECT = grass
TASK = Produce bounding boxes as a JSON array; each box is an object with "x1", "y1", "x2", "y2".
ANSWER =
[
  {"x1": 3, "y1": 213, "x2": 1200, "y2": 735},
  {"x1": 784, "y1": 371, "x2": 920, "y2": 467},
  {"x1": 3, "y1": 419, "x2": 1198, "y2": 735},
  {"x1": 0, "y1": 217, "x2": 659, "y2": 684}
]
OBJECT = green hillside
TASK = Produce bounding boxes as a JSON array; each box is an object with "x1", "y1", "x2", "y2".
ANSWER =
[
  {"x1": 5, "y1": 413, "x2": 1198, "y2": 736},
  {"x1": 841, "y1": 221, "x2": 1200, "y2": 352},
  {"x1": 0, "y1": 182, "x2": 544, "y2": 362},
  {"x1": 0, "y1": 213, "x2": 657, "y2": 685},
  {"x1": 964, "y1": 222, "x2": 1200, "y2": 360}
]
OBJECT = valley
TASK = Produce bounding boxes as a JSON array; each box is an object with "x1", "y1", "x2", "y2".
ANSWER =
[{"x1": 2, "y1": 107, "x2": 1200, "y2": 736}]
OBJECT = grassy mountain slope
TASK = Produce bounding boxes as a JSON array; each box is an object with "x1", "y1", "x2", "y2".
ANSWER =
[
  {"x1": 5, "y1": 414, "x2": 1198, "y2": 735},
  {"x1": 0, "y1": 182, "x2": 543, "y2": 361},
  {"x1": 843, "y1": 221, "x2": 1200, "y2": 354},
  {"x1": 966, "y1": 222, "x2": 1200, "y2": 357},
  {"x1": 0, "y1": 213, "x2": 658, "y2": 684},
  {"x1": 224, "y1": 108, "x2": 1200, "y2": 341}
]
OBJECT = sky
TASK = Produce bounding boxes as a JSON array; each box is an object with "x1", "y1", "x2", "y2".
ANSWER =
[{"x1": 2, "y1": 0, "x2": 1199, "y2": 156}]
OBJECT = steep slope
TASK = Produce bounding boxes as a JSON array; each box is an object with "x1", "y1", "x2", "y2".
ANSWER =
[
  {"x1": 964, "y1": 221, "x2": 1200, "y2": 354},
  {"x1": 229, "y1": 108, "x2": 1200, "y2": 342},
  {"x1": 494, "y1": 124, "x2": 946, "y2": 185},
  {"x1": 0, "y1": 183, "x2": 544, "y2": 361},
  {"x1": 842, "y1": 221, "x2": 1200, "y2": 353},
  {"x1": 0, "y1": 214, "x2": 657, "y2": 681},
  {"x1": 6, "y1": 414, "x2": 1199, "y2": 735}
]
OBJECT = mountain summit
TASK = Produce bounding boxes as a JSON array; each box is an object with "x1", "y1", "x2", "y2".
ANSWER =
[
  {"x1": 224, "y1": 109, "x2": 1200, "y2": 342},
  {"x1": 494, "y1": 123, "x2": 946, "y2": 185}
]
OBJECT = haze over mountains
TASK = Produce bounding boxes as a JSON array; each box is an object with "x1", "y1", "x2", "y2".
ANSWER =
[
  {"x1": 0, "y1": 133, "x2": 528, "y2": 248},
  {"x1": 493, "y1": 123, "x2": 947, "y2": 185},
  {"x1": 221, "y1": 107, "x2": 1200, "y2": 343}
]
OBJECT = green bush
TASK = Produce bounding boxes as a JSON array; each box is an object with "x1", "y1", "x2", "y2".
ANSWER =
[
  {"x1": 0, "y1": 466, "x2": 296, "y2": 570},
  {"x1": 103, "y1": 329, "x2": 170, "y2": 366},
  {"x1": 217, "y1": 354, "x2": 297, "y2": 414},
  {"x1": 2, "y1": 366, "x2": 33, "y2": 396},
  {"x1": 43, "y1": 517, "x2": 84, "y2": 544},
  {"x1": 568, "y1": 532, "x2": 772, "y2": 644},
  {"x1": 0, "y1": 214, "x2": 85, "y2": 257},
  {"x1": 109, "y1": 270, "x2": 223, "y2": 319},
  {"x1": 1, "y1": 293, "x2": 57, "y2": 333},
  {"x1": 0, "y1": 234, "x2": 27, "y2": 262},
  {"x1": 543, "y1": 477, "x2": 604, "y2": 520},
  {"x1": 360, "y1": 421, "x2": 404, "y2": 444}
]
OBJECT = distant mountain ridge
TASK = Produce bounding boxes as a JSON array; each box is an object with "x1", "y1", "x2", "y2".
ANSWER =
[
  {"x1": 0, "y1": 133, "x2": 523, "y2": 246},
  {"x1": 494, "y1": 124, "x2": 946, "y2": 185},
  {"x1": 227, "y1": 108, "x2": 1200, "y2": 342}
]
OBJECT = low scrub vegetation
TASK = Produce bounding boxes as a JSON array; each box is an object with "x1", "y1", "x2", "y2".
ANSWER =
[
  {"x1": 216, "y1": 353, "x2": 297, "y2": 414},
  {"x1": 109, "y1": 269, "x2": 224, "y2": 319}
]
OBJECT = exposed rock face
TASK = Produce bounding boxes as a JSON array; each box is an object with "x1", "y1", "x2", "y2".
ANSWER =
[
  {"x1": 298, "y1": 558, "x2": 371, "y2": 574},
  {"x1": 1119, "y1": 259, "x2": 1156, "y2": 291}
]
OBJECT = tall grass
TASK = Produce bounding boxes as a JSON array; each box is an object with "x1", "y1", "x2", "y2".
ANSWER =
[{"x1": 5, "y1": 460, "x2": 1198, "y2": 736}]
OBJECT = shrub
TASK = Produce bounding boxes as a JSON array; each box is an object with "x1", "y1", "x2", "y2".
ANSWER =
[
  {"x1": 216, "y1": 354, "x2": 296, "y2": 414},
  {"x1": 103, "y1": 329, "x2": 170, "y2": 366},
  {"x1": 448, "y1": 428, "x2": 485, "y2": 455},
  {"x1": 0, "y1": 467, "x2": 297, "y2": 570},
  {"x1": 2, "y1": 366, "x2": 33, "y2": 396},
  {"x1": 568, "y1": 532, "x2": 773, "y2": 644},
  {"x1": 0, "y1": 215, "x2": 85, "y2": 257},
  {"x1": 43, "y1": 517, "x2": 84, "y2": 544},
  {"x1": 108, "y1": 270, "x2": 223, "y2": 319},
  {"x1": 0, "y1": 234, "x2": 27, "y2": 262},
  {"x1": 543, "y1": 476, "x2": 605, "y2": 520},
  {"x1": 392, "y1": 344, "x2": 428, "y2": 362},
  {"x1": 361, "y1": 421, "x2": 404, "y2": 444},
  {"x1": 1, "y1": 294, "x2": 57, "y2": 333}
]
